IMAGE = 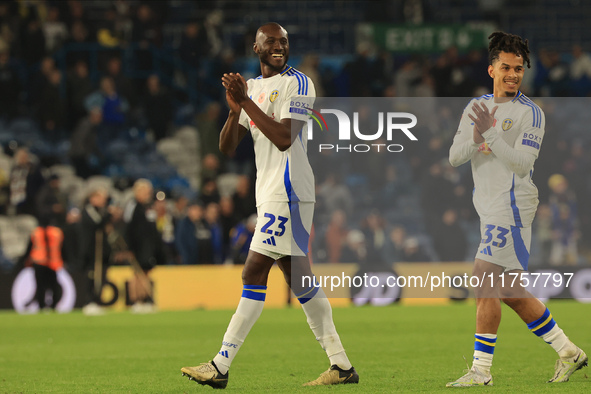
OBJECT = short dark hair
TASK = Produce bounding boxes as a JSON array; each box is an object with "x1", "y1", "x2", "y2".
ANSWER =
[{"x1": 488, "y1": 31, "x2": 531, "y2": 69}]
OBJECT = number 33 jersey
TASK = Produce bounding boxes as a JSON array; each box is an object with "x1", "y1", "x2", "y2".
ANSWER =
[
  {"x1": 238, "y1": 66, "x2": 316, "y2": 207},
  {"x1": 454, "y1": 92, "x2": 545, "y2": 227}
]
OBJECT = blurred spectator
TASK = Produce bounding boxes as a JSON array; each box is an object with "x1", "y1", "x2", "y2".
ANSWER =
[
  {"x1": 0, "y1": 44, "x2": 21, "y2": 119},
  {"x1": 179, "y1": 22, "x2": 208, "y2": 67},
  {"x1": 345, "y1": 43, "x2": 371, "y2": 97},
  {"x1": 124, "y1": 179, "x2": 164, "y2": 310},
  {"x1": 431, "y1": 208, "x2": 467, "y2": 262},
  {"x1": 196, "y1": 102, "x2": 223, "y2": 160},
  {"x1": 153, "y1": 197, "x2": 176, "y2": 264},
  {"x1": 341, "y1": 229, "x2": 367, "y2": 264},
  {"x1": 548, "y1": 174, "x2": 578, "y2": 265},
  {"x1": 0, "y1": 3, "x2": 16, "y2": 50},
  {"x1": 324, "y1": 210, "x2": 348, "y2": 263},
  {"x1": 36, "y1": 174, "x2": 68, "y2": 228},
  {"x1": 96, "y1": 6, "x2": 122, "y2": 47},
  {"x1": 200, "y1": 177, "x2": 220, "y2": 206},
  {"x1": 85, "y1": 76, "x2": 129, "y2": 126},
  {"x1": 230, "y1": 214, "x2": 257, "y2": 264},
  {"x1": 317, "y1": 173, "x2": 353, "y2": 217},
  {"x1": 175, "y1": 200, "x2": 201, "y2": 265},
  {"x1": 298, "y1": 54, "x2": 325, "y2": 97},
  {"x1": 219, "y1": 196, "x2": 239, "y2": 257},
  {"x1": 66, "y1": 20, "x2": 90, "y2": 65},
  {"x1": 143, "y1": 74, "x2": 172, "y2": 141},
  {"x1": 204, "y1": 202, "x2": 224, "y2": 264},
  {"x1": 105, "y1": 56, "x2": 137, "y2": 109},
  {"x1": 420, "y1": 161, "x2": 455, "y2": 234},
  {"x1": 132, "y1": 4, "x2": 161, "y2": 70},
  {"x1": 202, "y1": 153, "x2": 220, "y2": 181},
  {"x1": 383, "y1": 225, "x2": 407, "y2": 263},
  {"x1": 361, "y1": 211, "x2": 387, "y2": 267},
  {"x1": 534, "y1": 204, "x2": 553, "y2": 266},
  {"x1": 62, "y1": 207, "x2": 82, "y2": 270},
  {"x1": 203, "y1": 10, "x2": 223, "y2": 58},
  {"x1": 42, "y1": 6, "x2": 68, "y2": 54},
  {"x1": 21, "y1": 17, "x2": 46, "y2": 64},
  {"x1": 570, "y1": 45, "x2": 591, "y2": 96},
  {"x1": 231, "y1": 175, "x2": 256, "y2": 220},
  {"x1": 69, "y1": 108, "x2": 102, "y2": 179},
  {"x1": 31, "y1": 56, "x2": 55, "y2": 107},
  {"x1": 171, "y1": 194, "x2": 189, "y2": 225},
  {"x1": 67, "y1": 60, "x2": 94, "y2": 127},
  {"x1": 394, "y1": 60, "x2": 421, "y2": 97},
  {"x1": 9, "y1": 148, "x2": 44, "y2": 216},
  {"x1": 401, "y1": 237, "x2": 430, "y2": 262},
  {"x1": 79, "y1": 188, "x2": 112, "y2": 314},
  {"x1": 39, "y1": 68, "x2": 65, "y2": 140}
]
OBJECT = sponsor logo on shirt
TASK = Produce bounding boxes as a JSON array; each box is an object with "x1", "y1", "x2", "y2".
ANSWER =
[
  {"x1": 258, "y1": 92, "x2": 266, "y2": 104},
  {"x1": 522, "y1": 133, "x2": 541, "y2": 149},
  {"x1": 478, "y1": 142, "x2": 492, "y2": 155}
]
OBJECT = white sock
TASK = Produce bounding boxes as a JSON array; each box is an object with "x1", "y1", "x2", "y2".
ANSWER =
[
  {"x1": 473, "y1": 334, "x2": 496, "y2": 373},
  {"x1": 542, "y1": 325, "x2": 574, "y2": 358},
  {"x1": 212, "y1": 286, "x2": 266, "y2": 374},
  {"x1": 527, "y1": 307, "x2": 574, "y2": 358},
  {"x1": 299, "y1": 288, "x2": 352, "y2": 370}
]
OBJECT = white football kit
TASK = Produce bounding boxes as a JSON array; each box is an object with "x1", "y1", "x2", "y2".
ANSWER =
[
  {"x1": 450, "y1": 92, "x2": 545, "y2": 270},
  {"x1": 238, "y1": 65, "x2": 316, "y2": 259}
]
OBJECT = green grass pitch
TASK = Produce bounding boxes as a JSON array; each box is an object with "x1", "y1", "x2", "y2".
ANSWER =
[{"x1": 1, "y1": 301, "x2": 589, "y2": 393}]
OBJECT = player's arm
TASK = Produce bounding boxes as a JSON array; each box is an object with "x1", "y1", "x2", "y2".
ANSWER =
[
  {"x1": 449, "y1": 101, "x2": 481, "y2": 167},
  {"x1": 475, "y1": 103, "x2": 544, "y2": 178},
  {"x1": 219, "y1": 111, "x2": 248, "y2": 155},
  {"x1": 223, "y1": 73, "x2": 296, "y2": 152},
  {"x1": 219, "y1": 74, "x2": 249, "y2": 155},
  {"x1": 241, "y1": 100, "x2": 304, "y2": 151}
]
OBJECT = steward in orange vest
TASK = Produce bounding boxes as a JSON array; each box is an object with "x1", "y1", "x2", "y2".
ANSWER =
[{"x1": 27, "y1": 225, "x2": 64, "y2": 310}]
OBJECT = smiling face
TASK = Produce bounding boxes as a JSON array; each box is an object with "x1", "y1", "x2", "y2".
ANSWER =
[
  {"x1": 254, "y1": 23, "x2": 289, "y2": 77},
  {"x1": 488, "y1": 51, "x2": 525, "y2": 97}
]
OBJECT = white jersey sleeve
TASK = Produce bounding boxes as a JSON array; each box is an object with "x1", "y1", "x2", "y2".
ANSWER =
[
  {"x1": 449, "y1": 100, "x2": 481, "y2": 167},
  {"x1": 279, "y1": 76, "x2": 316, "y2": 122},
  {"x1": 514, "y1": 105, "x2": 545, "y2": 158}
]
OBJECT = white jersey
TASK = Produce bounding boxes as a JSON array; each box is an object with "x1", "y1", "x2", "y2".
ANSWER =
[
  {"x1": 238, "y1": 65, "x2": 316, "y2": 206},
  {"x1": 452, "y1": 92, "x2": 545, "y2": 227}
]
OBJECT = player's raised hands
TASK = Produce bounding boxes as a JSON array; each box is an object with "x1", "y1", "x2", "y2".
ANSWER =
[
  {"x1": 221, "y1": 73, "x2": 248, "y2": 105},
  {"x1": 468, "y1": 102, "x2": 498, "y2": 135}
]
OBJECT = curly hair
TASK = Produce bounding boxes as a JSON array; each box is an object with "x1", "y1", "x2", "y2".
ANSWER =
[{"x1": 488, "y1": 31, "x2": 531, "y2": 68}]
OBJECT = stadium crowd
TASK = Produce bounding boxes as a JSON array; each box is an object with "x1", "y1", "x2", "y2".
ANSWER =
[{"x1": 0, "y1": 0, "x2": 589, "y2": 279}]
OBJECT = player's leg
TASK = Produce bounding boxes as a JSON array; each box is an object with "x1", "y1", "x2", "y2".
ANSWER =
[
  {"x1": 447, "y1": 258, "x2": 501, "y2": 387},
  {"x1": 181, "y1": 250, "x2": 275, "y2": 389},
  {"x1": 277, "y1": 256, "x2": 357, "y2": 385},
  {"x1": 500, "y1": 278, "x2": 588, "y2": 382}
]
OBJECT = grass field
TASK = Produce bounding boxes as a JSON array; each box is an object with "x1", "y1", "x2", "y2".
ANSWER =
[{"x1": 1, "y1": 301, "x2": 589, "y2": 393}]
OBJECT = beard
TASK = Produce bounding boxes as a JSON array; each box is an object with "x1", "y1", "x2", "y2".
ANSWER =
[
  {"x1": 504, "y1": 90, "x2": 517, "y2": 97},
  {"x1": 260, "y1": 51, "x2": 289, "y2": 72}
]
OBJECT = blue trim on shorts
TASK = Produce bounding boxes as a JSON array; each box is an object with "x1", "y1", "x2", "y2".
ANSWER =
[
  {"x1": 283, "y1": 158, "x2": 310, "y2": 254},
  {"x1": 511, "y1": 225, "x2": 529, "y2": 270},
  {"x1": 289, "y1": 202, "x2": 309, "y2": 254},
  {"x1": 510, "y1": 174, "x2": 523, "y2": 228}
]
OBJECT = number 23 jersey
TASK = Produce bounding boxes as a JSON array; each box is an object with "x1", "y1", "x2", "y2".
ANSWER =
[{"x1": 238, "y1": 66, "x2": 316, "y2": 207}]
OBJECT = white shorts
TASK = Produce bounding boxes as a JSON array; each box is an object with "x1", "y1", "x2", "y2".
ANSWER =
[
  {"x1": 475, "y1": 223, "x2": 531, "y2": 271},
  {"x1": 250, "y1": 201, "x2": 314, "y2": 260}
]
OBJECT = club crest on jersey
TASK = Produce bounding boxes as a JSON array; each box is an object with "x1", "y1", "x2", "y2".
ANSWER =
[
  {"x1": 478, "y1": 142, "x2": 492, "y2": 155},
  {"x1": 269, "y1": 90, "x2": 279, "y2": 102},
  {"x1": 258, "y1": 92, "x2": 266, "y2": 104},
  {"x1": 502, "y1": 118, "x2": 513, "y2": 131}
]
